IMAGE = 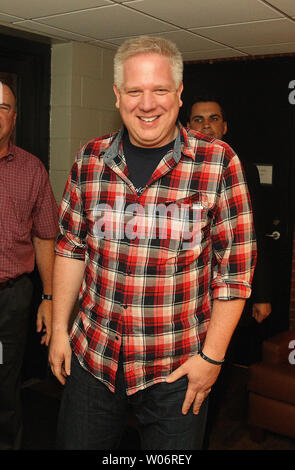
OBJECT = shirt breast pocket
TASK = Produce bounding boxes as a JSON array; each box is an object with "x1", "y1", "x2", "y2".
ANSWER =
[
  {"x1": 13, "y1": 200, "x2": 33, "y2": 237},
  {"x1": 165, "y1": 192, "x2": 212, "y2": 254},
  {"x1": 1, "y1": 191, "x2": 32, "y2": 240}
]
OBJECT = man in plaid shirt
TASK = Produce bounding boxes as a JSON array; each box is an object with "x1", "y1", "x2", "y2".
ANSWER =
[
  {"x1": 49, "y1": 36, "x2": 256, "y2": 450},
  {"x1": 0, "y1": 81, "x2": 58, "y2": 450}
]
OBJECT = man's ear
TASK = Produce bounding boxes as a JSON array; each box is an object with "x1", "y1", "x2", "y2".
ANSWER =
[
  {"x1": 113, "y1": 84, "x2": 120, "y2": 109},
  {"x1": 223, "y1": 120, "x2": 228, "y2": 137},
  {"x1": 177, "y1": 82, "x2": 183, "y2": 109}
]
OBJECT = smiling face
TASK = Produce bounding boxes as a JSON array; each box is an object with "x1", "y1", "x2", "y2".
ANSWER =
[
  {"x1": 0, "y1": 83, "x2": 17, "y2": 157},
  {"x1": 113, "y1": 53, "x2": 183, "y2": 148},
  {"x1": 187, "y1": 101, "x2": 227, "y2": 140}
]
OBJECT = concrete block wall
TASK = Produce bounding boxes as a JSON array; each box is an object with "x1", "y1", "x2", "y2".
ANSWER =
[{"x1": 50, "y1": 41, "x2": 122, "y2": 203}]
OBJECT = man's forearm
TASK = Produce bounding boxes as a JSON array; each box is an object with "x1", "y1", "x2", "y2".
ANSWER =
[
  {"x1": 49, "y1": 255, "x2": 84, "y2": 384},
  {"x1": 201, "y1": 298, "x2": 245, "y2": 361},
  {"x1": 166, "y1": 298, "x2": 246, "y2": 415},
  {"x1": 32, "y1": 236, "x2": 55, "y2": 293},
  {"x1": 52, "y1": 255, "x2": 85, "y2": 333}
]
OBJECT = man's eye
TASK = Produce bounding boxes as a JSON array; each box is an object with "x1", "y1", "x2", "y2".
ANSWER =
[
  {"x1": 0, "y1": 105, "x2": 10, "y2": 112},
  {"x1": 194, "y1": 118, "x2": 203, "y2": 123},
  {"x1": 154, "y1": 89, "x2": 168, "y2": 95},
  {"x1": 127, "y1": 91, "x2": 141, "y2": 97}
]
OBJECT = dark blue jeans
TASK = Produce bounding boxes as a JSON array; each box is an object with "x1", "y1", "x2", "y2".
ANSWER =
[
  {"x1": 0, "y1": 275, "x2": 33, "y2": 450},
  {"x1": 57, "y1": 353, "x2": 208, "y2": 450}
]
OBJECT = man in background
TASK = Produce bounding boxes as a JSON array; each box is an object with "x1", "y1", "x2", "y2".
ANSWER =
[
  {"x1": 186, "y1": 95, "x2": 272, "y2": 364},
  {"x1": 0, "y1": 81, "x2": 58, "y2": 449},
  {"x1": 186, "y1": 95, "x2": 272, "y2": 447}
]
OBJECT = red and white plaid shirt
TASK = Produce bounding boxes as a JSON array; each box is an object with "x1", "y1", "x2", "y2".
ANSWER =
[{"x1": 56, "y1": 124, "x2": 256, "y2": 395}]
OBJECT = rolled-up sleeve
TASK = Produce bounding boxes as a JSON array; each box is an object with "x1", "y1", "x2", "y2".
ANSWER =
[
  {"x1": 55, "y1": 153, "x2": 86, "y2": 260},
  {"x1": 211, "y1": 153, "x2": 257, "y2": 300}
]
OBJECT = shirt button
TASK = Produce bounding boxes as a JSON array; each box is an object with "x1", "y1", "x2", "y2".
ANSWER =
[
  {"x1": 122, "y1": 304, "x2": 128, "y2": 309},
  {"x1": 115, "y1": 336, "x2": 119, "y2": 341}
]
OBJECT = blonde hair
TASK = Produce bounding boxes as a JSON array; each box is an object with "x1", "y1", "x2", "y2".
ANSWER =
[{"x1": 114, "y1": 36, "x2": 183, "y2": 90}]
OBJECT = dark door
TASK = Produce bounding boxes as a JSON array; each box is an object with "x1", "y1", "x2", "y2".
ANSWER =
[
  {"x1": 0, "y1": 32, "x2": 51, "y2": 168},
  {"x1": 0, "y1": 31, "x2": 51, "y2": 380},
  {"x1": 181, "y1": 56, "x2": 295, "y2": 337}
]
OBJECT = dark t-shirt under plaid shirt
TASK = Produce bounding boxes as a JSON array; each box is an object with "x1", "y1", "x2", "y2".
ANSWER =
[{"x1": 56, "y1": 124, "x2": 257, "y2": 395}]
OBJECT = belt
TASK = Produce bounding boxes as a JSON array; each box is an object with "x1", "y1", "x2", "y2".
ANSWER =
[{"x1": 0, "y1": 274, "x2": 28, "y2": 290}]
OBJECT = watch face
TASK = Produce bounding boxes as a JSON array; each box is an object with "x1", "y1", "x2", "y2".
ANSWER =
[{"x1": 42, "y1": 294, "x2": 52, "y2": 300}]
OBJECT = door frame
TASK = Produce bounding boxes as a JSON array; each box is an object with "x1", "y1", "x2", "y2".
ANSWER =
[
  {"x1": 0, "y1": 29, "x2": 52, "y2": 379},
  {"x1": 0, "y1": 29, "x2": 51, "y2": 169},
  {"x1": 181, "y1": 55, "x2": 295, "y2": 335}
]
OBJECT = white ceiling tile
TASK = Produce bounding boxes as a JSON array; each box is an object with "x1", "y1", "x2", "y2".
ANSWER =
[
  {"x1": 0, "y1": 13, "x2": 23, "y2": 23},
  {"x1": 0, "y1": 0, "x2": 111, "y2": 20},
  {"x1": 35, "y1": 5, "x2": 176, "y2": 40},
  {"x1": 125, "y1": 0, "x2": 282, "y2": 28},
  {"x1": 11, "y1": 20, "x2": 93, "y2": 42},
  {"x1": 106, "y1": 29, "x2": 225, "y2": 51},
  {"x1": 146, "y1": 30, "x2": 229, "y2": 51},
  {"x1": 191, "y1": 18, "x2": 295, "y2": 47},
  {"x1": 88, "y1": 39, "x2": 117, "y2": 49},
  {"x1": 182, "y1": 49, "x2": 247, "y2": 61},
  {"x1": 239, "y1": 42, "x2": 295, "y2": 55},
  {"x1": 265, "y1": 0, "x2": 295, "y2": 17}
]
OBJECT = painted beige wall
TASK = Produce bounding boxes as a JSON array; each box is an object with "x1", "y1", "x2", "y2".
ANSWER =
[{"x1": 50, "y1": 41, "x2": 122, "y2": 203}]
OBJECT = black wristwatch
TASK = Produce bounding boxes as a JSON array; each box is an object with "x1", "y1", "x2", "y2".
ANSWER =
[
  {"x1": 199, "y1": 351, "x2": 224, "y2": 366},
  {"x1": 41, "y1": 294, "x2": 53, "y2": 301}
]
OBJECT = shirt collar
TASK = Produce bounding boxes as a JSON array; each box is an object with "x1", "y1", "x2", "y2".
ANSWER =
[
  {"x1": 103, "y1": 122, "x2": 196, "y2": 165},
  {"x1": 103, "y1": 127, "x2": 124, "y2": 164},
  {"x1": 0, "y1": 142, "x2": 15, "y2": 162},
  {"x1": 180, "y1": 125, "x2": 199, "y2": 161}
]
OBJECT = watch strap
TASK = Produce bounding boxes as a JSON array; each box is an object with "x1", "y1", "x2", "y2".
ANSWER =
[
  {"x1": 42, "y1": 294, "x2": 53, "y2": 300},
  {"x1": 199, "y1": 351, "x2": 224, "y2": 366}
]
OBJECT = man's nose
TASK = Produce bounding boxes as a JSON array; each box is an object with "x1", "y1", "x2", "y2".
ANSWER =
[
  {"x1": 139, "y1": 91, "x2": 156, "y2": 111},
  {"x1": 203, "y1": 118, "x2": 211, "y2": 128}
]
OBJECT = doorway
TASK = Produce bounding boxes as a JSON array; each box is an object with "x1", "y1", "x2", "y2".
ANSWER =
[
  {"x1": 0, "y1": 30, "x2": 51, "y2": 380},
  {"x1": 181, "y1": 55, "x2": 295, "y2": 338}
]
